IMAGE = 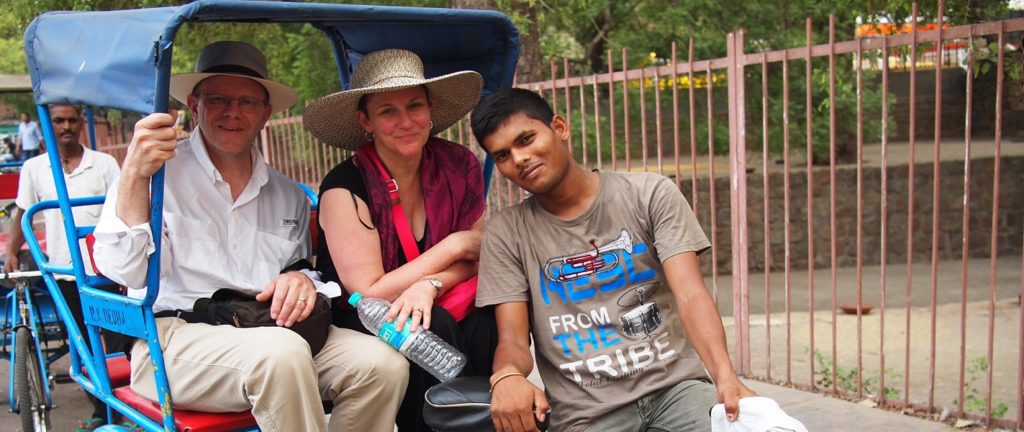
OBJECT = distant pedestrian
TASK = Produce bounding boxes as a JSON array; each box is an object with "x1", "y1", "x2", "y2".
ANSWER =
[{"x1": 16, "y1": 112, "x2": 44, "y2": 161}]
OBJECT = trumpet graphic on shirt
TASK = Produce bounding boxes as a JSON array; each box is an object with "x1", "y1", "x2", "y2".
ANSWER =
[{"x1": 543, "y1": 229, "x2": 633, "y2": 282}]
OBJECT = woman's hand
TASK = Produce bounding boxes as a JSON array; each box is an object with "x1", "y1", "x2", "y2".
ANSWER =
[{"x1": 386, "y1": 279, "x2": 437, "y2": 332}]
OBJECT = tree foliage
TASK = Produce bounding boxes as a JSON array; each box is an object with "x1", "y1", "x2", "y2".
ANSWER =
[
  {"x1": 3, "y1": 1, "x2": 1013, "y2": 88},
  {"x1": 521, "y1": 0, "x2": 1011, "y2": 74},
  {"x1": 0, "y1": 0, "x2": 1014, "y2": 144}
]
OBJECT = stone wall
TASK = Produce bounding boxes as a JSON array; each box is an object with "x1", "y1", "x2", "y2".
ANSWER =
[
  {"x1": 887, "y1": 68, "x2": 1024, "y2": 143},
  {"x1": 683, "y1": 156, "x2": 1024, "y2": 274}
]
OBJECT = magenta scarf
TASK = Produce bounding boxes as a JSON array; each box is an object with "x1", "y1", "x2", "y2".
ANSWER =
[{"x1": 355, "y1": 137, "x2": 484, "y2": 272}]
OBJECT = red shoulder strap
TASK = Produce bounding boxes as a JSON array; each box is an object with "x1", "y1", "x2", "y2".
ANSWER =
[{"x1": 362, "y1": 145, "x2": 421, "y2": 261}]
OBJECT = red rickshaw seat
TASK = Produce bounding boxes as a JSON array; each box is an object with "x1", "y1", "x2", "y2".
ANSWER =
[
  {"x1": 105, "y1": 356, "x2": 131, "y2": 387},
  {"x1": 113, "y1": 386, "x2": 257, "y2": 432},
  {"x1": 81, "y1": 355, "x2": 132, "y2": 388}
]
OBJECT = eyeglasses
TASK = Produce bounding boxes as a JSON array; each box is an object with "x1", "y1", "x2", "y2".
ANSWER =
[{"x1": 197, "y1": 93, "x2": 268, "y2": 113}]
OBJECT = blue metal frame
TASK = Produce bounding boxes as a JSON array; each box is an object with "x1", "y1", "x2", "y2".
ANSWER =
[
  {"x1": 22, "y1": 1, "x2": 519, "y2": 430},
  {"x1": 21, "y1": 197, "x2": 155, "y2": 430},
  {"x1": 85, "y1": 107, "x2": 98, "y2": 151},
  {"x1": 296, "y1": 181, "x2": 319, "y2": 210},
  {"x1": 0, "y1": 162, "x2": 24, "y2": 169}
]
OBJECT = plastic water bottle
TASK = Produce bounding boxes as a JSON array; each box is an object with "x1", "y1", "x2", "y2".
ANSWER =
[{"x1": 348, "y1": 292, "x2": 466, "y2": 382}]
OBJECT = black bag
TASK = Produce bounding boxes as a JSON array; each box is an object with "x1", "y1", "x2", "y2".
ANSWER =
[
  {"x1": 423, "y1": 377, "x2": 549, "y2": 432},
  {"x1": 185, "y1": 288, "x2": 331, "y2": 355}
]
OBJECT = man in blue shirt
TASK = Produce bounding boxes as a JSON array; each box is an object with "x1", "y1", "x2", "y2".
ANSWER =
[{"x1": 16, "y1": 112, "x2": 44, "y2": 161}]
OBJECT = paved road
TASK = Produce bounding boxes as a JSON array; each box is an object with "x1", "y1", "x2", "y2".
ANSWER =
[
  {"x1": 744, "y1": 379, "x2": 952, "y2": 431},
  {"x1": 710, "y1": 255, "x2": 1021, "y2": 316}
]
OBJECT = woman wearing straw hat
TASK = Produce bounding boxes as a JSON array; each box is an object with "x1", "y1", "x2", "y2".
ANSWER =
[{"x1": 304, "y1": 49, "x2": 497, "y2": 432}]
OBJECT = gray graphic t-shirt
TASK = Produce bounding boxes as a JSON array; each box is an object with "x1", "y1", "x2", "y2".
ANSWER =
[{"x1": 477, "y1": 171, "x2": 712, "y2": 431}]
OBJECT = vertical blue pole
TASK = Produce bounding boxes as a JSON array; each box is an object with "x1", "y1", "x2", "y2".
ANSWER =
[
  {"x1": 85, "y1": 107, "x2": 97, "y2": 151},
  {"x1": 147, "y1": 35, "x2": 176, "y2": 432}
]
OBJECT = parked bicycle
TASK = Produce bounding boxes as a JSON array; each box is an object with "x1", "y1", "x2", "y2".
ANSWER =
[{"x1": 1, "y1": 262, "x2": 66, "y2": 432}]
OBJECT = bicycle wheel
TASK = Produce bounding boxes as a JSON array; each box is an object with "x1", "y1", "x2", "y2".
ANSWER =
[{"x1": 15, "y1": 327, "x2": 51, "y2": 431}]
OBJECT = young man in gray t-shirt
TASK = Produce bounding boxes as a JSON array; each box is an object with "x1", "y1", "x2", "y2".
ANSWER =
[{"x1": 471, "y1": 88, "x2": 754, "y2": 432}]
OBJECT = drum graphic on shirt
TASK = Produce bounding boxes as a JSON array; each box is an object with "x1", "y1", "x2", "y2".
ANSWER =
[
  {"x1": 543, "y1": 229, "x2": 633, "y2": 282},
  {"x1": 617, "y1": 282, "x2": 664, "y2": 338}
]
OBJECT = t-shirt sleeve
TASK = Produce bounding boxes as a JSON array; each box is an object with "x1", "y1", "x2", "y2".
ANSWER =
[
  {"x1": 647, "y1": 176, "x2": 711, "y2": 262},
  {"x1": 14, "y1": 160, "x2": 38, "y2": 211},
  {"x1": 318, "y1": 158, "x2": 368, "y2": 203},
  {"x1": 476, "y1": 212, "x2": 530, "y2": 306}
]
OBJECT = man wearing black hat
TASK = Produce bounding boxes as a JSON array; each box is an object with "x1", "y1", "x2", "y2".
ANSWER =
[{"x1": 93, "y1": 41, "x2": 408, "y2": 432}]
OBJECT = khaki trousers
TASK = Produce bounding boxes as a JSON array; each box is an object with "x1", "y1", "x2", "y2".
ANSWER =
[{"x1": 130, "y1": 318, "x2": 408, "y2": 432}]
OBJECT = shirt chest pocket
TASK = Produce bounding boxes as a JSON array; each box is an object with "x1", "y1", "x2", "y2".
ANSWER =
[
  {"x1": 164, "y1": 213, "x2": 223, "y2": 275},
  {"x1": 250, "y1": 228, "x2": 302, "y2": 283},
  {"x1": 253, "y1": 228, "x2": 301, "y2": 261}
]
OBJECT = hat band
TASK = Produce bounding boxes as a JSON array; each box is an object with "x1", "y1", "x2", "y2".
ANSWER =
[
  {"x1": 360, "y1": 74, "x2": 425, "y2": 89},
  {"x1": 201, "y1": 64, "x2": 266, "y2": 79}
]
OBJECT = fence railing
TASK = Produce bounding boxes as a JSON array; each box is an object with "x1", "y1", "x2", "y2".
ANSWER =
[{"x1": 95, "y1": 2, "x2": 1024, "y2": 428}]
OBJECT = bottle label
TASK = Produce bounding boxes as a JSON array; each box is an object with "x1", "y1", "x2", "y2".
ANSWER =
[{"x1": 377, "y1": 320, "x2": 411, "y2": 350}]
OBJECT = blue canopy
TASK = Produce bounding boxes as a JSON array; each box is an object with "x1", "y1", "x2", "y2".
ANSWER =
[{"x1": 23, "y1": 0, "x2": 520, "y2": 114}]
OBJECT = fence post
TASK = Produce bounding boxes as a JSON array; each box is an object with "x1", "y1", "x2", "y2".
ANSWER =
[
  {"x1": 726, "y1": 30, "x2": 750, "y2": 375},
  {"x1": 260, "y1": 124, "x2": 271, "y2": 164}
]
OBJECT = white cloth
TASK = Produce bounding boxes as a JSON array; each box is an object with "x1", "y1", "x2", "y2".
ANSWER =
[
  {"x1": 15, "y1": 147, "x2": 120, "y2": 277},
  {"x1": 17, "y1": 121, "x2": 43, "y2": 151},
  {"x1": 93, "y1": 132, "x2": 340, "y2": 312},
  {"x1": 710, "y1": 397, "x2": 808, "y2": 432}
]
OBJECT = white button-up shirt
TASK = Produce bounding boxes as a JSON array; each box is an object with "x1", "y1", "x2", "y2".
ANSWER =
[
  {"x1": 93, "y1": 132, "x2": 338, "y2": 312},
  {"x1": 16, "y1": 146, "x2": 120, "y2": 276}
]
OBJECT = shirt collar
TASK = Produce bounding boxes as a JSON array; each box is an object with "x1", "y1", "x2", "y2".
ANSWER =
[
  {"x1": 42, "y1": 144, "x2": 96, "y2": 176},
  {"x1": 189, "y1": 129, "x2": 269, "y2": 190}
]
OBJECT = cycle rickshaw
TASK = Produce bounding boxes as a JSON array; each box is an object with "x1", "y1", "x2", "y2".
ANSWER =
[{"x1": 21, "y1": 1, "x2": 517, "y2": 430}]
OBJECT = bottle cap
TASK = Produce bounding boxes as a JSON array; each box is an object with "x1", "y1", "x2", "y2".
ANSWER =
[{"x1": 347, "y1": 292, "x2": 363, "y2": 306}]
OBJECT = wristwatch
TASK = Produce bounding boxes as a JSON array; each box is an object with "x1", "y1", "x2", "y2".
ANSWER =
[{"x1": 420, "y1": 277, "x2": 443, "y2": 297}]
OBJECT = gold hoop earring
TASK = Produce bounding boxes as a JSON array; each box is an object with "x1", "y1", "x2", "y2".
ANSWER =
[{"x1": 364, "y1": 131, "x2": 374, "y2": 142}]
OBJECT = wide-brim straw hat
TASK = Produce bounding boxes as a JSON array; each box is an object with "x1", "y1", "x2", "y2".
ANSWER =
[
  {"x1": 303, "y1": 49, "x2": 483, "y2": 150},
  {"x1": 169, "y1": 41, "x2": 298, "y2": 114}
]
